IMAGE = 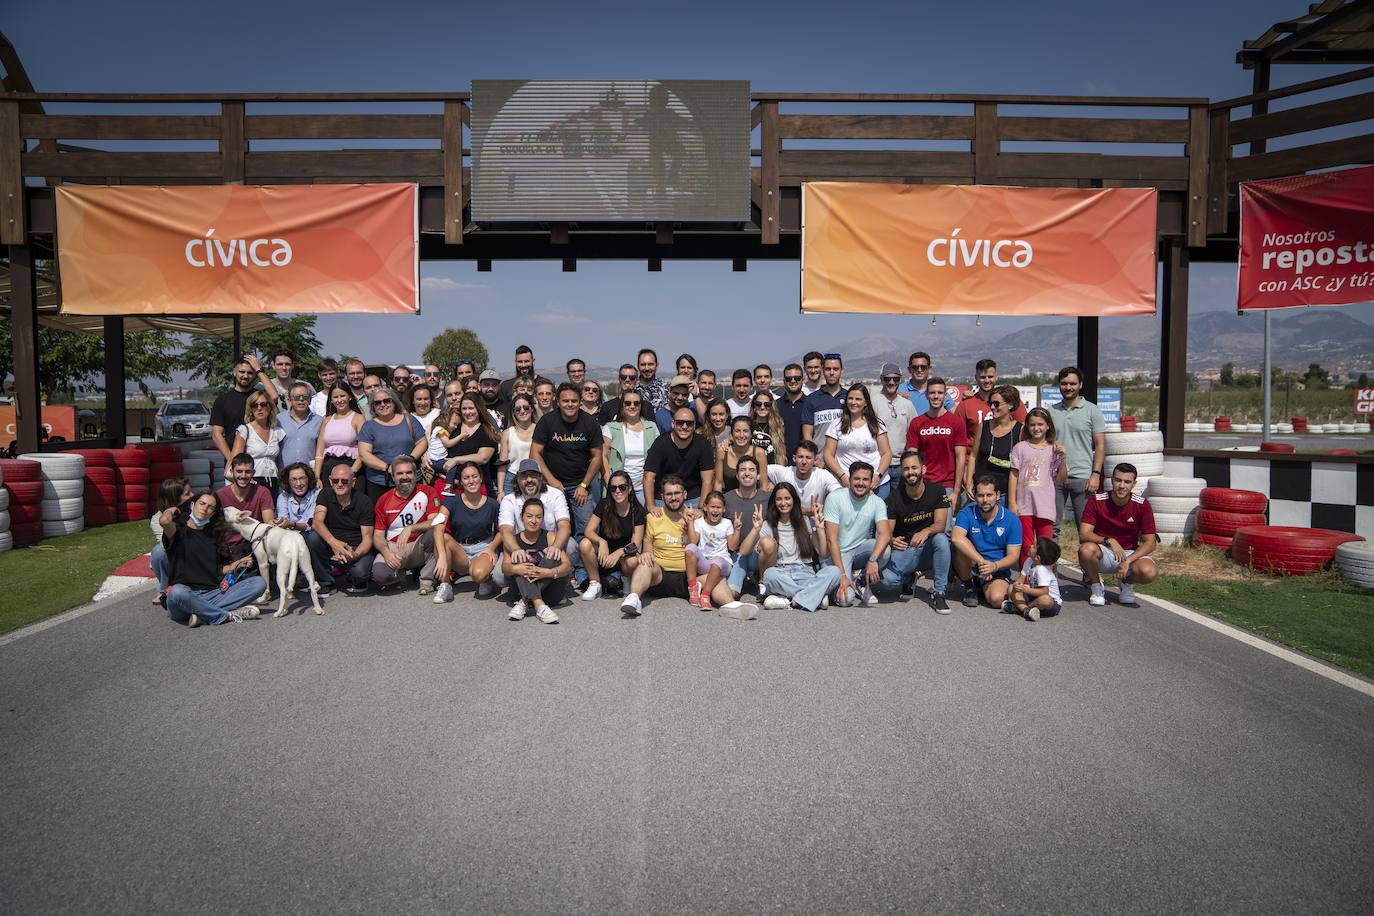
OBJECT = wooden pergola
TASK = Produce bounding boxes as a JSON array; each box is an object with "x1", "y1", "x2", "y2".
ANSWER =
[{"x1": 4, "y1": 3, "x2": 1374, "y2": 455}]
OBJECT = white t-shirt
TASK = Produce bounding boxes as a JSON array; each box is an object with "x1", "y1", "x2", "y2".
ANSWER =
[
  {"x1": 498, "y1": 488, "x2": 571, "y2": 533},
  {"x1": 767, "y1": 464, "x2": 842, "y2": 513},
  {"x1": 826, "y1": 420, "x2": 888, "y2": 482},
  {"x1": 602, "y1": 423, "x2": 647, "y2": 492},
  {"x1": 235, "y1": 423, "x2": 284, "y2": 479},
  {"x1": 425, "y1": 425, "x2": 449, "y2": 465},
  {"x1": 1022, "y1": 559, "x2": 1062, "y2": 604},
  {"x1": 693, "y1": 516, "x2": 734, "y2": 561},
  {"x1": 413, "y1": 408, "x2": 441, "y2": 436},
  {"x1": 727, "y1": 397, "x2": 752, "y2": 418},
  {"x1": 309, "y1": 390, "x2": 330, "y2": 418},
  {"x1": 759, "y1": 520, "x2": 805, "y2": 566}
]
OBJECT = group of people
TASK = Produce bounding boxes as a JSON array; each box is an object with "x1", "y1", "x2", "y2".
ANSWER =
[{"x1": 153, "y1": 345, "x2": 1160, "y2": 627}]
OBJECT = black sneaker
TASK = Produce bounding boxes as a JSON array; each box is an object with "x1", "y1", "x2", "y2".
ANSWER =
[
  {"x1": 317, "y1": 584, "x2": 335, "y2": 599},
  {"x1": 961, "y1": 588, "x2": 979, "y2": 608},
  {"x1": 899, "y1": 581, "x2": 915, "y2": 600},
  {"x1": 931, "y1": 594, "x2": 950, "y2": 615}
]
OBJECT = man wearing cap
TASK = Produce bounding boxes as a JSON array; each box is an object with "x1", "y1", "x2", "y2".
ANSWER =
[
  {"x1": 870, "y1": 362, "x2": 918, "y2": 488},
  {"x1": 498, "y1": 459, "x2": 573, "y2": 583},
  {"x1": 654, "y1": 375, "x2": 698, "y2": 435},
  {"x1": 478, "y1": 369, "x2": 508, "y2": 428}
]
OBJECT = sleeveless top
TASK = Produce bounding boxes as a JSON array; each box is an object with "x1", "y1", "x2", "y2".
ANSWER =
[
  {"x1": 975, "y1": 418, "x2": 1023, "y2": 493},
  {"x1": 322, "y1": 414, "x2": 359, "y2": 458},
  {"x1": 505, "y1": 426, "x2": 533, "y2": 466}
]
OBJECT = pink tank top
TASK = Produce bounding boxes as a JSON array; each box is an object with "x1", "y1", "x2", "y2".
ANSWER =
[{"x1": 323, "y1": 414, "x2": 359, "y2": 458}]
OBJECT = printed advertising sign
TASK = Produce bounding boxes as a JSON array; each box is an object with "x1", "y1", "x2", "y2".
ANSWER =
[
  {"x1": 1037, "y1": 386, "x2": 1120, "y2": 422},
  {"x1": 801, "y1": 182, "x2": 1157, "y2": 317},
  {"x1": 1238, "y1": 164, "x2": 1374, "y2": 311},
  {"x1": 1357, "y1": 388, "x2": 1374, "y2": 415},
  {"x1": 56, "y1": 184, "x2": 419, "y2": 315}
]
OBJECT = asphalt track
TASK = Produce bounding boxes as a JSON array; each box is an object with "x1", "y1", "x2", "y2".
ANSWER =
[{"x1": 2, "y1": 578, "x2": 1373, "y2": 914}]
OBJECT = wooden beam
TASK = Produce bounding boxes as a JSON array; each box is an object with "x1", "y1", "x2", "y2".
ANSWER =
[
  {"x1": 760, "y1": 101, "x2": 779, "y2": 244},
  {"x1": 1248, "y1": 1, "x2": 1374, "y2": 64},
  {"x1": 1159, "y1": 239, "x2": 1190, "y2": 450},
  {"x1": 1211, "y1": 65, "x2": 1374, "y2": 111},
  {"x1": 9, "y1": 91, "x2": 472, "y2": 103},
  {"x1": 9, "y1": 243, "x2": 42, "y2": 455},
  {"x1": 20, "y1": 114, "x2": 221, "y2": 140},
  {"x1": 1229, "y1": 90, "x2": 1374, "y2": 144},
  {"x1": 993, "y1": 153, "x2": 1187, "y2": 180},
  {"x1": 753, "y1": 92, "x2": 1205, "y2": 107},
  {"x1": 104, "y1": 317, "x2": 126, "y2": 445},
  {"x1": 247, "y1": 113, "x2": 443, "y2": 139},
  {"x1": 656, "y1": 223, "x2": 673, "y2": 245},
  {"x1": 1186, "y1": 105, "x2": 1208, "y2": 247},
  {"x1": 442, "y1": 101, "x2": 464, "y2": 245},
  {"x1": 779, "y1": 149, "x2": 974, "y2": 179},
  {"x1": 779, "y1": 114, "x2": 973, "y2": 140},
  {"x1": 243, "y1": 150, "x2": 444, "y2": 179},
  {"x1": 998, "y1": 116, "x2": 1189, "y2": 143},
  {"x1": 973, "y1": 102, "x2": 997, "y2": 185},
  {"x1": 1206, "y1": 108, "x2": 1231, "y2": 235},
  {"x1": 0, "y1": 101, "x2": 23, "y2": 244},
  {"x1": 21, "y1": 151, "x2": 222, "y2": 178},
  {"x1": 220, "y1": 101, "x2": 245, "y2": 184},
  {"x1": 1077, "y1": 318, "x2": 1099, "y2": 406},
  {"x1": 1228, "y1": 132, "x2": 1374, "y2": 182}
]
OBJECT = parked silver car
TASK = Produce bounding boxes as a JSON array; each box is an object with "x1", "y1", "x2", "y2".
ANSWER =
[{"x1": 155, "y1": 400, "x2": 211, "y2": 440}]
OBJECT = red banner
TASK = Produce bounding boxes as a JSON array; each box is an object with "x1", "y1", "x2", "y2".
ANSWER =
[{"x1": 1238, "y1": 164, "x2": 1374, "y2": 311}]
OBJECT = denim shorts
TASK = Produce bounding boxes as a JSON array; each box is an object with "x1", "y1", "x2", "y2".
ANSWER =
[{"x1": 1096, "y1": 545, "x2": 1136, "y2": 574}]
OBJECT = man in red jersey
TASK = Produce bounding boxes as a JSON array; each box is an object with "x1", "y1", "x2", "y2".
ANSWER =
[
  {"x1": 371, "y1": 454, "x2": 443, "y2": 594},
  {"x1": 1078, "y1": 462, "x2": 1158, "y2": 608},
  {"x1": 955, "y1": 358, "x2": 1028, "y2": 441},
  {"x1": 906, "y1": 378, "x2": 968, "y2": 529}
]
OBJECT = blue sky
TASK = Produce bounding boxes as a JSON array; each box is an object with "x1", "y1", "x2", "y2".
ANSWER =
[{"x1": 11, "y1": 0, "x2": 1371, "y2": 370}]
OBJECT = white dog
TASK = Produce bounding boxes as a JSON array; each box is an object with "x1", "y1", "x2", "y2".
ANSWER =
[{"x1": 222, "y1": 507, "x2": 325, "y2": 617}]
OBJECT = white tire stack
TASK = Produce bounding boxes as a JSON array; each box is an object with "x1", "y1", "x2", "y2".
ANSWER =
[
  {"x1": 195, "y1": 449, "x2": 228, "y2": 488},
  {"x1": 1145, "y1": 476, "x2": 1205, "y2": 547},
  {"x1": 182, "y1": 455, "x2": 213, "y2": 492},
  {"x1": 1335, "y1": 541, "x2": 1374, "y2": 589},
  {"x1": 1104, "y1": 430, "x2": 1164, "y2": 481},
  {"x1": 0, "y1": 462, "x2": 9, "y2": 553},
  {"x1": 19, "y1": 452, "x2": 86, "y2": 540}
]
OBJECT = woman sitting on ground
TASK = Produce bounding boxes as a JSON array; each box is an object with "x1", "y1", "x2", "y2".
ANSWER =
[
  {"x1": 159, "y1": 490, "x2": 265, "y2": 626},
  {"x1": 433, "y1": 461, "x2": 505, "y2": 604},
  {"x1": 150, "y1": 476, "x2": 191, "y2": 598},
  {"x1": 274, "y1": 462, "x2": 319, "y2": 533},
  {"x1": 758, "y1": 482, "x2": 840, "y2": 613},
  {"x1": 501, "y1": 498, "x2": 569, "y2": 624},
  {"x1": 578, "y1": 470, "x2": 646, "y2": 601}
]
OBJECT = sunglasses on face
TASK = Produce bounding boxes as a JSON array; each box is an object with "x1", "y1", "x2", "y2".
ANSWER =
[
  {"x1": 673, "y1": 419, "x2": 694, "y2": 427},
  {"x1": 583, "y1": 385, "x2": 600, "y2": 392},
  {"x1": 753, "y1": 401, "x2": 769, "y2": 408},
  {"x1": 990, "y1": 400, "x2": 1005, "y2": 407},
  {"x1": 623, "y1": 400, "x2": 642, "y2": 408},
  {"x1": 253, "y1": 402, "x2": 270, "y2": 410},
  {"x1": 910, "y1": 364, "x2": 930, "y2": 371},
  {"x1": 784, "y1": 375, "x2": 802, "y2": 382},
  {"x1": 289, "y1": 394, "x2": 309, "y2": 400},
  {"x1": 514, "y1": 405, "x2": 532, "y2": 412},
  {"x1": 620, "y1": 374, "x2": 637, "y2": 382},
  {"x1": 609, "y1": 483, "x2": 631, "y2": 493},
  {"x1": 373, "y1": 399, "x2": 394, "y2": 407},
  {"x1": 882, "y1": 376, "x2": 900, "y2": 383},
  {"x1": 329, "y1": 477, "x2": 350, "y2": 485}
]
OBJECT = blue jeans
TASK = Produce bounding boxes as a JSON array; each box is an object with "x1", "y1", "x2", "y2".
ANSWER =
[
  {"x1": 165, "y1": 575, "x2": 266, "y2": 625},
  {"x1": 305, "y1": 530, "x2": 372, "y2": 589},
  {"x1": 764, "y1": 564, "x2": 841, "y2": 612},
  {"x1": 564, "y1": 480, "x2": 602, "y2": 581},
  {"x1": 151, "y1": 543, "x2": 171, "y2": 591},
  {"x1": 832, "y1": 538, "x2": 887, "y2": 606},
  {"x1": 878, "y1": 532, "x2": 951, "y2": 596},
  {"x1": 727, "y1": 549, "x2": 759, "y2": 595}
]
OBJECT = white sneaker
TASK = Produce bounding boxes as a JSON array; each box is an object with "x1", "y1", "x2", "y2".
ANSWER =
[
  {"x1": 509, "y1": 600, "x2": 528, "y2": 621},
  {"x1": 238, "y1": 605, "x2": 261, "y2": 620},
  {"x1": 762, "y1": 594, "x2": 790, "y2": 611},
  {"x1": 865, "y1": 588, "x2": 879, "y2": 607},
  {"x1": 718, "y1": 600, "x2": 758, "y2": 621},
  {"x1": 581, "y1": 580, "x2": 603, "y2": 601},
  {"x1": 187, "y1": 613, "x2": 202, "y2": 628},
  {"x1": 620, "y1": 593, "x2": 642, "y2": 617},
  {"x1": 1118, "y1": 583, "x2": 1139, "y2": 607},
  {"x1": 1026, "y1": 604, "x2": 1041, "y2": 622},
  {"x1": 476, "y1": 581, "x2": 494, "y2": 598},
  {"x1": 820, "y1": 595, "x2": 829, "y2": 609},
  {"x1": 433, "y1": 582, "x2": 454, "y2": 604},
  {"x1": 535, "y1": 604, "x2": 560, "y2": 624},
  {"x1": 1089, "y1": 584, "x2": 1106, "y2": 607}
]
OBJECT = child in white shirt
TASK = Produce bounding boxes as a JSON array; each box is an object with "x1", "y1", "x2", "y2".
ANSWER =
[
  {"x1": 1008, "y1": 536, "x2": 1063, "y2": 622},
  {"x1": 684, "y1": 491, "x2": 738, "y2": 611}
]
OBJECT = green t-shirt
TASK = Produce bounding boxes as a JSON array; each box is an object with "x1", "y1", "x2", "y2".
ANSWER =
[{"x1": 1049, "y1": 398, "x2": 1106, "y2": 478}]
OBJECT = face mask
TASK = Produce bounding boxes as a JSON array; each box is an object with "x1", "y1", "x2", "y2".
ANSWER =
[{"x1": 188, "y1": 514, "x2": 210, "y2": 528}]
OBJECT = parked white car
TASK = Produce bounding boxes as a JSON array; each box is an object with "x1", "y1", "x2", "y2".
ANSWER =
[{"x1": 154, "y1": 400, "x2": 210, "y2": 440}]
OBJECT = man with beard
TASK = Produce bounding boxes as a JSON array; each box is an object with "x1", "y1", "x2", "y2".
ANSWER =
[
  {"x1": 370, "y1": 455, "x2": 443, "y2": 594},
  {"x1": 497, "y1": 459, "x2": 573, "y2": 576},
  {"x1": 877, "y1": 450, "x2": 951, "y2": 613},
  {"x1": 869, "y1": 362, "x2": 917, "y2": 489},
  {"x1": 952, "y1": 476, "x2": 1022, "y2": 610},
  {"x1": 343, "y1": 358, "x2": 370, "y2": 418},
  {"x1": 498, "y1": 345, "x2": 535, "y2": 402},
  {"x1": 823, "y1": 461, "x2": 892, "y2": 608},
  {"x1": 654, "y1": 375, "x2": 696, "y2": 434},
  {"x1": 210, "y1": 357, "x2": 257, "y2": 462},
  {"x1": 636, "y1": 348, "x2": 669, "y2": 413},
  {"x1": 619, "y1": 475, "x2": 692, "y2": 616},
  {"x1": 531, "y1": 383, "x2": 604, "y2": 586},
  {"x1": 478, "y1": 370, "x2": 508, "y2": 428},
  {"x1": 955, "y1": 358, "x2": 1027, "y2": 441}
]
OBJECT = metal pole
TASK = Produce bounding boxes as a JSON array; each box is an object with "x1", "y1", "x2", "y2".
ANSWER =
[{"x1": 1262, "y1": 311, "x2": 1272, "y2": 442}]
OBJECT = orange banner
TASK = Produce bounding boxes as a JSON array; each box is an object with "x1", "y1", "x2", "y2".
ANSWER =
[
  {"x1": 801, "y1": 182, "x2": 1157, "y2": 317},
  {"x1": 56, "y1": 184, "x2": 419, "y2": 315}
]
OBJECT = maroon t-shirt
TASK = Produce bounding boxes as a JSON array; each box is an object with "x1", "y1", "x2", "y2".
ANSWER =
[
  {"x1": 906, "y1": 412, "x2": 969, "y2": 489},
  {"x1": 1081, "y1": 492, "x2": 1157, "y2": 550},
  {"x1": 216, "y1": 483, "x2": 273, "y2": 545}
]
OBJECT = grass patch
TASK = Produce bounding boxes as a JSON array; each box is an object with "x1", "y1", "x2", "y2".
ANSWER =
[
  {"x1": 1061, "y1": 527, "x2": 1374, "y2": 679},
  {"x1": 0, "y1": 521, "x2": 152, "y2": 636}
]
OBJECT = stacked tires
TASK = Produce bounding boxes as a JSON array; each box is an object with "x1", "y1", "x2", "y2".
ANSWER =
[
  {"x1": 135, "y1": 444, "x2": 186, "y2": 501},
  {"x1": 193, "y1": 448, "x2": 227, "y2": 489},
  {"x1": 1233, "y1": 526, "x2": 1363, "y2": 575},
  {"x1": 0, "y1": 461, "x2": 11, "y2": 552},
  {"x1": 112, "y1": 449, "x2": 153, "y2": 523},
  {"x1": 1335, "y1": 541, "x2": 1374, "y2": 589},
  {"x1": 182, "y1": 453, "x2": 213, "y2": 492},
  {"x1": 1, "y1": 458, "x2": 44, "y2": 546},
  {"x1": 71, "y1": 449, "x2": 118, "y2": 527},
  {"x1": 1104, "y1": 430, "x2": 1163, "y2": 495},
  {"x1": 1144, "y1": 476, "x2": 1205, "y2": 546},
  {"x1": 1193, "y1": 488, "x2": 1267, "y2": 553},
  {"x1": 19, "y1": 452, "x2": 86, "y2": 538}
]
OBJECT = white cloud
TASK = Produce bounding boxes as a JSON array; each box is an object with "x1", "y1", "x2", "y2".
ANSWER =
[
  {"x1": 532, "y1": 309, "x2": 590, "y2": 325},
  {"x1": 422, "y1": 277, "x2": 488, "y2": 291}
]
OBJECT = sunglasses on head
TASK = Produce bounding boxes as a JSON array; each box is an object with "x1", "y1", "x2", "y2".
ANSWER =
[{"x1": 454, "y1": 360, "x2": 474, "y2": 368}]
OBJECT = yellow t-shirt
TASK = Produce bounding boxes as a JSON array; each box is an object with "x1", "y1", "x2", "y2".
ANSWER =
[{"x1": 645, "y1": 512, "x2": 686, "y2": 572}]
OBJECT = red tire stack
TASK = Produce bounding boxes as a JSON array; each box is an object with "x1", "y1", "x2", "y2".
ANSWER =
[
  {"x1": 1193, "y1": 487, "x2": 1267, "y2": 554},
  {"x1": 112, "y1": 449, "x2": 153, "y2": 523},
  {"x1": 0, "y1": 458, "x2": 45, "y2": 546},
  {"x1": 1233, "y1": 526, "x2": 1365, "y2": 575},
  {"x1": 134, "y1": 444, "x2": 185, "y2": 508},
  {"x1": 1214, "y1": 417, "x2": 1232, "y2": 432},
  {"x1": 1291, "y1": 416, "x2": 1308, "y2": 433},
  {"x1": 71, "y1": 448, "x2": 118, "y2": 527},
  {"x1": 1120, "y1": 415, "x2": 1137, "y2": 432},
  {"x1": 1259, "y1": 441, "x2": 1296, "y2": 453}
]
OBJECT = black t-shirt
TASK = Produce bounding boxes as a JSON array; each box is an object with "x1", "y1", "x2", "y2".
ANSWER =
[
  {"x1": 444, "y1": 494, "x2": 499, "y2": 543},
  {"x1": 532, "y1": 410, "x2": 602, "y2": 486},
  {"x1": 166, "y1": 522, "x2": 225, "y2": 590},
  {"x1": 885, "y1": 482, "x2": 950, "y2": 540},
  {"x1": 443, "y1": 426, "x2": 498, "y2": 463},
  {"x1": 597, "y1": 398, "x2": 624, "y2": 425},
  {"x1": 210, "y1": 387, "x2": 251, "y2": 437},
  {"x1": 318, "y1": 488, "x2": 375, "y2": 548},
  {"x1": 643, "y1": 433, "x2": 714, "y2": 500},
  {"x1": 592, "y1": 498, "x2": 647, "y2": 552},
  {"x1": 515, "y1": 527, "x2": 550, "y2": 562}
]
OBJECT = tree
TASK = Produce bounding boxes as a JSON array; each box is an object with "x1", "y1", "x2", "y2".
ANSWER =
[
  {"x1": 423, "y1": 328, "x2": 489, "y2": 377},
  {"x1": 1302, "y1": 362, "x2": 1330, "y2": 391},
  {"x1": 1358, "y1": 372, "x2": 1369, "y2": 389},
  {"x1": 0, "y1": 321, "x2": 177, "y2": 402},
  {"x1": 175, "y1": 315, "x2": 323, "y2": 386},
  {"x1": 1219, "y1": 362, "x2": 1235, "y2": 387}
]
